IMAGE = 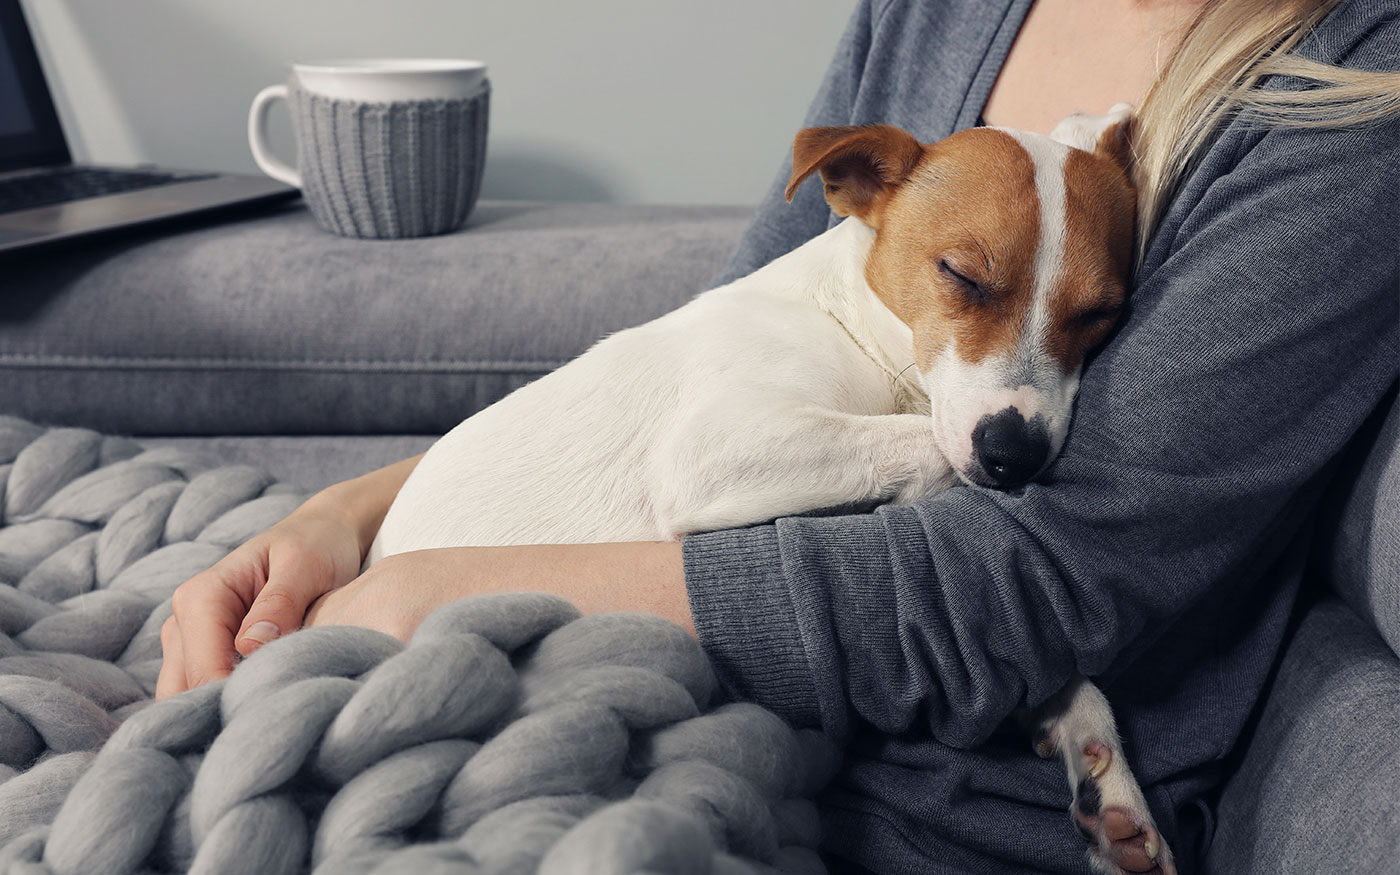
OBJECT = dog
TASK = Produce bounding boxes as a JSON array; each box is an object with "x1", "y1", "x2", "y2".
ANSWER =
[{"x1": 369, "y1": 104, "x2": 1174, "y2": 875}]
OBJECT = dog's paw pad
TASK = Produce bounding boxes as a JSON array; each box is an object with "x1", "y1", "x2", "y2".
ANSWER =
[
  {"x1": 1077, "y1": 807, "x2": 1172, "y2": 874},
  {"x1": 1068, "y1": 746, "x2": 1176, "y2": 875}
]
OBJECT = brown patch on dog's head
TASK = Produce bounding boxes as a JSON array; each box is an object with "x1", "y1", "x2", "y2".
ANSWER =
[
  {"x1": 1045, "y1": 121, "x2": 1137, "y2": 373},
  {"x1": 859, "y1": 127, "x2": 1041, "y2": 372},
  {"x1": 785, "y1": 125, "x2": 923, "y2": 224},
  {"x1": 1093, "y1": 112, "x2": 1136, "y2": 179}
]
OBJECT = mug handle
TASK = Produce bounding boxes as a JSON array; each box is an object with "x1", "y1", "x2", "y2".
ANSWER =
[{"x1": 247, "y1": 84, "x2": 302, "y2": 188}]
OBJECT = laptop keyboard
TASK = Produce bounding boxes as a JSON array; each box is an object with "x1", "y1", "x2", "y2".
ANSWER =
[{"x1": 0, "y1": 167, "x2": 215, "y2": 214}]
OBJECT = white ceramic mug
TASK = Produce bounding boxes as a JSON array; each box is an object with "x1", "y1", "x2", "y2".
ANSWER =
[{"x1": 248, "y1": 58, "x2": 488, "y2": 188}]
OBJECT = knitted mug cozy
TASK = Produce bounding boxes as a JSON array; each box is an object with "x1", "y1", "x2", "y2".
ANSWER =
[{"x1": 290, "y1": 83, "x2": 490, "y2": 240}]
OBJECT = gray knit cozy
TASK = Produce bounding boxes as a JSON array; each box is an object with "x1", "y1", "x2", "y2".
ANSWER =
[
  {"x1": 0, "y1": 416, "x2": 839, "y2": 874},
  {"x1": 292, "y1": 83, "x2": 490, "y2": 239}
]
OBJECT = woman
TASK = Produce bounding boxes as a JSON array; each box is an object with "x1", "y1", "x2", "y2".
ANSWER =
[{"x1": 158, "y1": 1, "x2": 1400, "y2": 872}]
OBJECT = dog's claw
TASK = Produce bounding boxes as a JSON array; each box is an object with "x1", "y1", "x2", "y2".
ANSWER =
[{"x1": 1085, "y1": 740, "x2": 1111, "y2": 778}]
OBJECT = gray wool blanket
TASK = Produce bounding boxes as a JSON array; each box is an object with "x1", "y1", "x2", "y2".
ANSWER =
[{"x1": 0, "y1": 416, "x2": 839, "y2": 874}]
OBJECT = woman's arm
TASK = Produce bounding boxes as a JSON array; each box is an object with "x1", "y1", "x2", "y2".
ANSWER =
[
  {"x1": 303, "y1": 541, "x2": 690, "y2": 639},
  {"x1": 307, "y1": 452, "x2": 425, "y2": 552},
  {"x1": 683, "y1": 96, "x2": 1400, "y2": 747}
]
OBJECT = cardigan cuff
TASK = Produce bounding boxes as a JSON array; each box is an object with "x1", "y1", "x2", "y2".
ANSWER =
[{"x1": 681, "y1": 525, "x2": 822, "y2": 727}]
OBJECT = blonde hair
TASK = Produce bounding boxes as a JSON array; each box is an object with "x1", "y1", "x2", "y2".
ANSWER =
[{"x1": 1133, "y1": 0, "x2": 1400, "y2": 266}]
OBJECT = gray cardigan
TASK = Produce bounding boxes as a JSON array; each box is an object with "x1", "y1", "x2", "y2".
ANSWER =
[{"x1": 681, "y1": 1, "x2": 1400, "y2": 872}]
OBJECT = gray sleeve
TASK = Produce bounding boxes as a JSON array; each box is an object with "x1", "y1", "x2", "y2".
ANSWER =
[
  {"x1": 707, "y1": 0, "x2": 880, "y2": 288},
  {"x1": 683, "y1": 101, "x2": 1400, "y2": 746}
]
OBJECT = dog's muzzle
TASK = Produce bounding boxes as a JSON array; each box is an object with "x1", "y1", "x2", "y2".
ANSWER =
[{"x1": 970, "y1": 407, "x2": 1050, "y2": 488}]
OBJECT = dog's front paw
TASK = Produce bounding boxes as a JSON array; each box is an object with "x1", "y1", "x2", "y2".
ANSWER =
[
  {"x1": 880, "y1": 415, "x2": 957, "y2": 504},
  {"x1": 889, "y1": 463, "x2": 957, "y2": 504},
  {"x1": 1057, "y1": 739, "x2": 1176, "y2": 875}
]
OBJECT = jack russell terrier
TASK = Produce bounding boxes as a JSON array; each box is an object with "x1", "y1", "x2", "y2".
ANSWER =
[{"x1": 369, "y1": 104, "x2": 1174, "y2": 875}]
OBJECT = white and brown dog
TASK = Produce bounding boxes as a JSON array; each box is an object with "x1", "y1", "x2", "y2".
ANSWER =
[{"x1": 370, "y1": 104, "x2": 1174, "y2": 875}]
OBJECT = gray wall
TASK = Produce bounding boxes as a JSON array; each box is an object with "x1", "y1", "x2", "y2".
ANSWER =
[{"x1": 20, "y1": 1, "x2": 853, "y2": 205}]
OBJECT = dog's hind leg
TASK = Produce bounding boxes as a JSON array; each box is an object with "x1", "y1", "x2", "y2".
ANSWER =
[{"x1": 1030, "y1": 675, "x2": 1177, "y2": 875}]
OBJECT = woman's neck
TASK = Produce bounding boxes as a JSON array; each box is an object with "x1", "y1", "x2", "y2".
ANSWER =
[{"x1": 982, "y1": 0, "x2": 1207, "y2": 134}]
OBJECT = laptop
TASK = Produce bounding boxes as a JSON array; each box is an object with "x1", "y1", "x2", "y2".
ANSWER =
[{"x1": 0, "y1": 0, "x2": 297, "y2": 256}]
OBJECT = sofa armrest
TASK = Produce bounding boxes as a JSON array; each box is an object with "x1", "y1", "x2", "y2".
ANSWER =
[{"x1": 0, "y1": 200, "x2": 751, "y2": 436}]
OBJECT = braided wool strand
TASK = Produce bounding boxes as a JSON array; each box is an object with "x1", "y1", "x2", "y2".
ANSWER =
[{"x1": 0, "y1": 417, "x2": 839, "y2": 873}]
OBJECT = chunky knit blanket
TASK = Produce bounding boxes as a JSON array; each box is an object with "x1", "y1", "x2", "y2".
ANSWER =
[{"x1": 0, "y1": 417, "x2": 838, "y2": 874}]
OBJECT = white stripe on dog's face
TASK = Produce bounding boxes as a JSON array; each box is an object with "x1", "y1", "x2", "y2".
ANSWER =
[
  {"x1": 861, "y1": 118, "x2": 1135, "y2": 488},
  {"x1": 928, "y1": 129, "x2": 1074, "y2": 484}
]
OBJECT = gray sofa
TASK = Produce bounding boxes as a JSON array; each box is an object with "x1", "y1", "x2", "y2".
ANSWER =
[{"x1": 2, "y1": 201, "x2": 1396, "y2": 873}]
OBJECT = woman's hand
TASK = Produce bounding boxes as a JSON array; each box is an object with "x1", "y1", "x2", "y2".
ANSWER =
[
  {"x1": 155, "y1": 508, "x2": 365, "y2": 699},
  {"x1": 155, "y1": 454, "x2": 423, "y2": 699}
]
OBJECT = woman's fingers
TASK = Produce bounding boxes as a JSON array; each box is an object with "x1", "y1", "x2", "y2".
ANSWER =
[
  {"x1": 156, "y1": 512, "x2": 365, "y2": 699},
  {"x1": 170, "y1": 570, "x2": 250, "y2": 693},
  {"x1": 233, "y1": 542, "x2": 340, "y2": 657},
  {"x1": 155, "y1": 615, "x2": 187, "y2": 700}
]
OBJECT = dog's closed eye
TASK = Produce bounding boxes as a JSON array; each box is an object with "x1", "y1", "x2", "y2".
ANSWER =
[
  {"x1": 1075, "y1": 306, "x2": 1120, "y2": 329},
  {"x1": 938, "y1": 258, "x2": 991, "y2": 305}
]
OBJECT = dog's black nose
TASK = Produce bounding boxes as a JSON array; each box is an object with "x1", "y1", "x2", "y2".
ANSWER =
[{"x1": 972, "y1": 408, "x2": 1049, "y2": 488}]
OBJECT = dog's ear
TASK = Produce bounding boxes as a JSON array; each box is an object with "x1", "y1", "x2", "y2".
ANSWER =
[
  {"x1": 785, "y1": 124, "x2": 924, "y2": 222},
  {"x1": 1092, "y1": 112, "x2": 1135, "y2": 179},
  {"x1": 1051, "y1": 103, "x2": 1135, "y2": 176}
]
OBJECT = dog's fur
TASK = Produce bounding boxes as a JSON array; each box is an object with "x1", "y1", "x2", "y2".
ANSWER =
[{"x1": 369, "y1": 105, "x2": 1174, "y2": 874}]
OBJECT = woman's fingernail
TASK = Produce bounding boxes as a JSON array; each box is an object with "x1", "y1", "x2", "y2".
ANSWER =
[{"x1": 242, "y1": 621, "x2": 280, "y2": 645}]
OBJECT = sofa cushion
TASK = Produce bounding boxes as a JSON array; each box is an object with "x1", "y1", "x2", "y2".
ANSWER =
[
  {"x1": 1, "y1": 200, "x2": 751, "y2": 436},
  {"x1": 1205, "y1": 597, "x2": 1400, "y2": 874},
  {"x1": 1318, "y1": 384, "x2": 1400, "y2": 657}
]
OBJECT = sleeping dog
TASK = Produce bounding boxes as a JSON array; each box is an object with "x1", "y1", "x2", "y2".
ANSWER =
[{"x1": 370, "y1": 104, "x2": 1174, "y2": 875}]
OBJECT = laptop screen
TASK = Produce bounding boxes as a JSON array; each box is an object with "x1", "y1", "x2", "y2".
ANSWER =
[
  {"x1": 0, "y1": 0, "x2": 70, "y2": 172},
  {"x1": 0, "y1": 44, "x2": 35, "y2": 137}
]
